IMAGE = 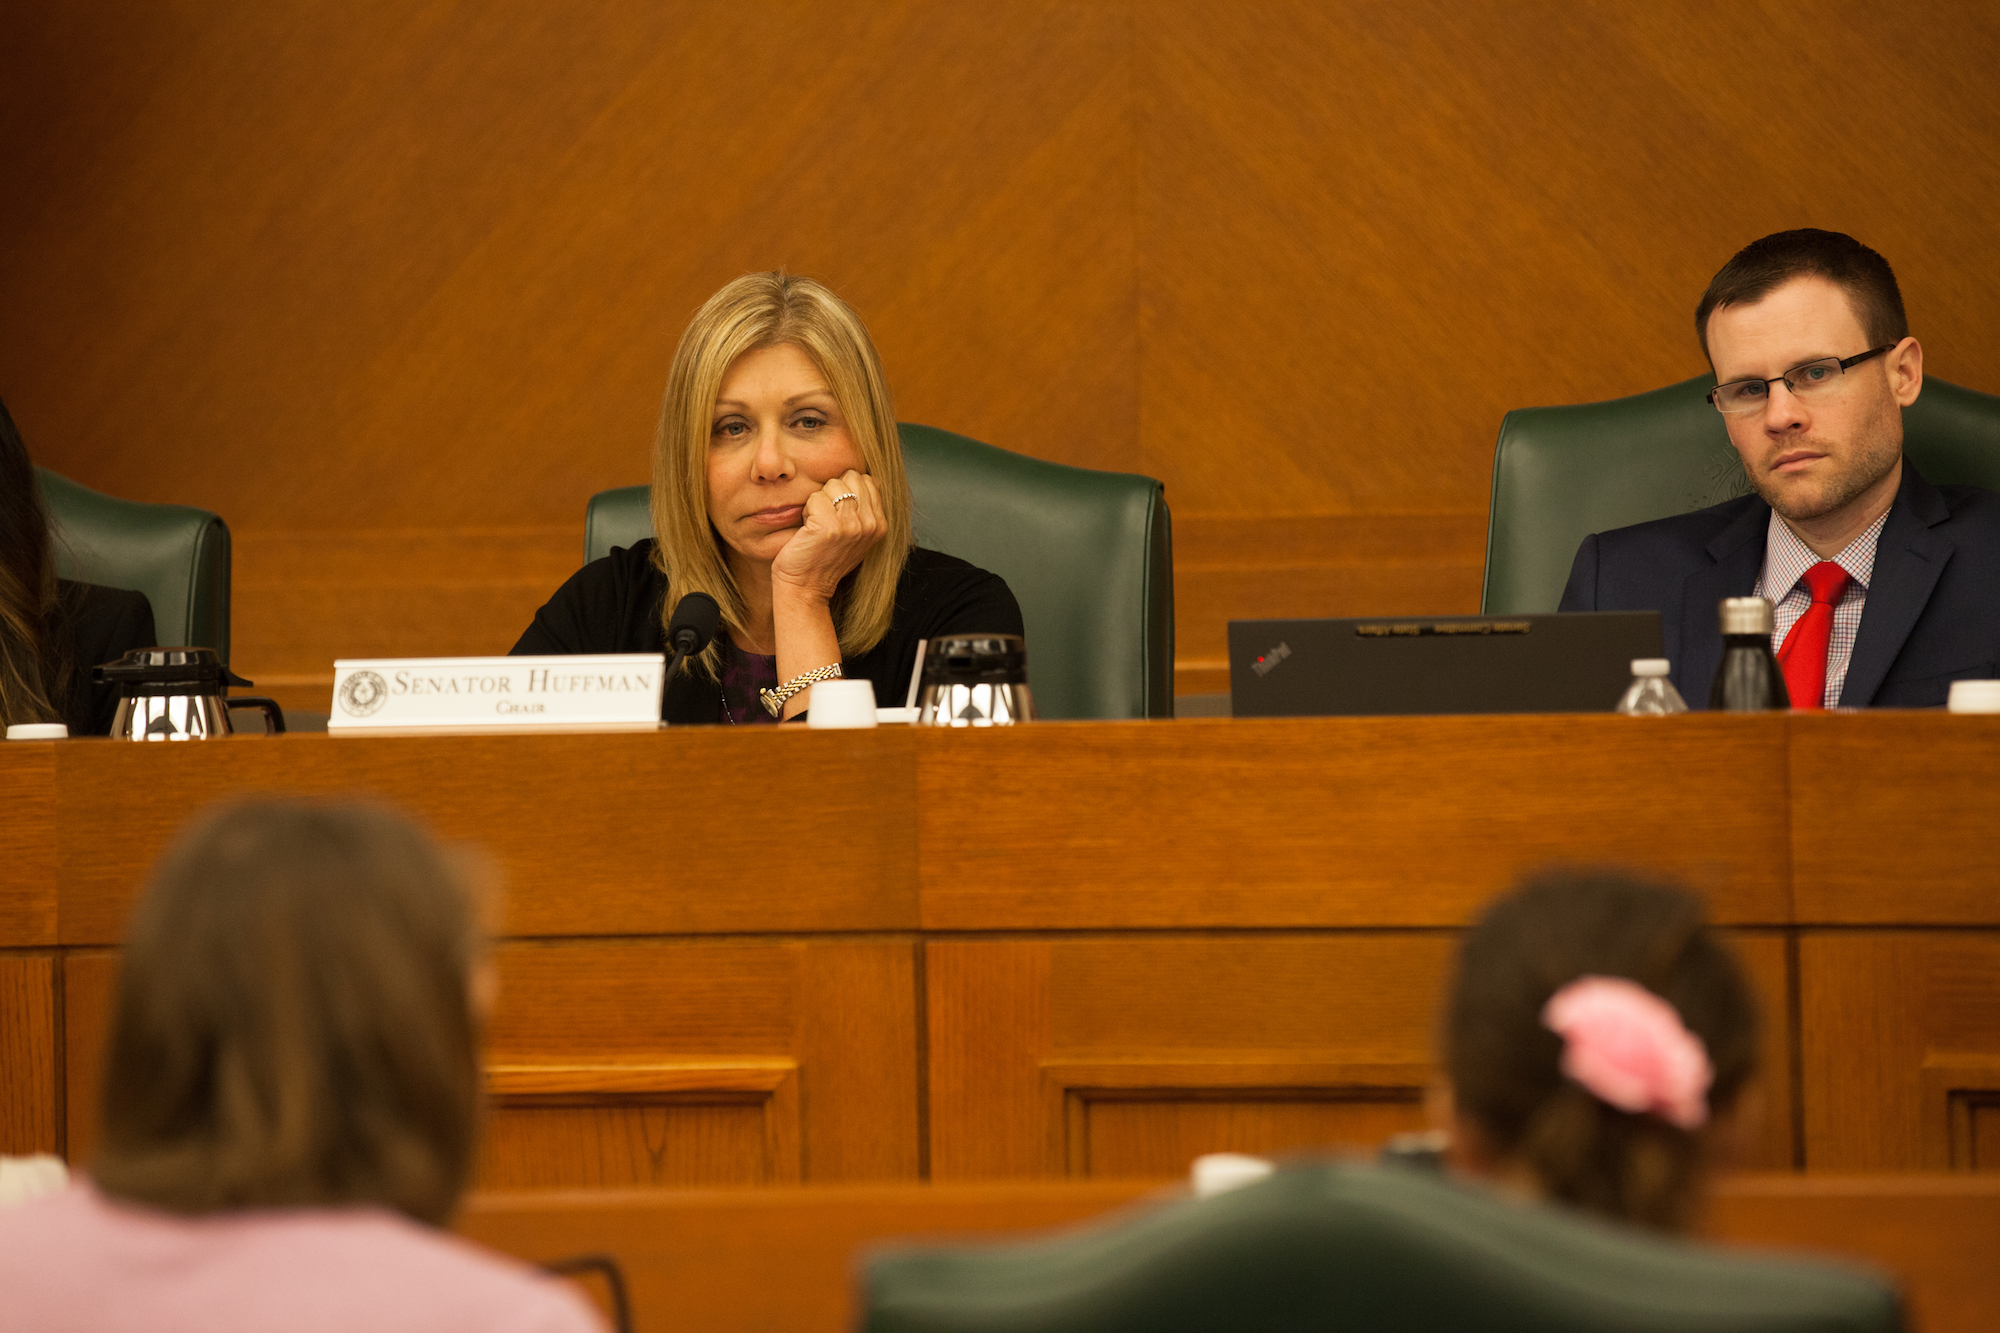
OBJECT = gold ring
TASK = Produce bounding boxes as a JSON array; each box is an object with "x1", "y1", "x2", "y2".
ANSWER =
[{"x1": 832, "y1": 492, "x2": 858, "y2": 505}]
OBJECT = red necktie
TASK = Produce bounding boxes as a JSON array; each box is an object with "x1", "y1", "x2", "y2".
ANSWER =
[{"x1": 1775, "y1": 561, "x2": 1851, "y2": 711}]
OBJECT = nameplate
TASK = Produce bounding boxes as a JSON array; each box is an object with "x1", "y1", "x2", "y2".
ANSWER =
[{"x1": 328, "y1": 655, "x2": 666, "y2": 733}]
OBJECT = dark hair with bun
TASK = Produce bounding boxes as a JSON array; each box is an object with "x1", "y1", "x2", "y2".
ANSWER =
[{"x1": 1444, "y1": 869, "x2": 1759, "y2": 1232}]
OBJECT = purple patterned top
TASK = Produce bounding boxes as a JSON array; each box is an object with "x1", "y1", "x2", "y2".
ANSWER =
[{"x1": 717, "y1": 635, "x2": 780, "y2": 725}]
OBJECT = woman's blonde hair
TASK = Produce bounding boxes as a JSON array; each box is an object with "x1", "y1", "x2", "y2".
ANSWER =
[{"x1": 650, "y1": 272, "x2": 912, "y2": 675}]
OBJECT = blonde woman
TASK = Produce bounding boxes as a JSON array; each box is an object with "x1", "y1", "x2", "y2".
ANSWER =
[{"x1": 514, "y1": 272, "x2": 1021, "y2": 723}]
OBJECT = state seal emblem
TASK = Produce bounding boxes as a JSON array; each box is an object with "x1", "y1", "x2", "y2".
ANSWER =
[{"x1": 337, "y1": 670, "x2": 389, "y2": 717}]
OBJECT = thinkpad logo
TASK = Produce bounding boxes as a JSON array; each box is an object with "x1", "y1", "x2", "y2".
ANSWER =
[{"x1": 1251, "y1": 642, "x2": 1291, "y2": 677}]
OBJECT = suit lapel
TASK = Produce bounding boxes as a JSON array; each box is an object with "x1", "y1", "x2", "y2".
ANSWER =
[
  {"x1": 1842, "y1": 466, "x2": 1954, "y2": 706},
  {"x1": 1678, "y1": 499, "x2": 1767, "y2": 706}
]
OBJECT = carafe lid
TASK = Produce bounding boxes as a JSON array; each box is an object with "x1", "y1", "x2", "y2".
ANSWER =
[
  {"x1": 1717, "y1": 597, "x2": 1774, "y2": 637},
  {"x1": 92, "y1": 647, "x2": 252, "y2": 692},
  {"x1": 921, "y1": 634, "x2": 1028, "y2": 686}
]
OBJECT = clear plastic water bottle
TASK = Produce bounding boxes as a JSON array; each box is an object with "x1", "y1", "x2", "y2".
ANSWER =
[{"x1": 1615, "y1": 658, "x2": 1689, "y2": 715}]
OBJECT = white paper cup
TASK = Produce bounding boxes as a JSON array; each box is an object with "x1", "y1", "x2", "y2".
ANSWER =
[
  {"x1": 5, "y1": 723, "x2": 68, "y2": 741},
  {"x1": 806, "y1": 679, "x2": 878, "y2": 729},
  {"x1": 1947, "y1": 680, "x2": 2000, "y2": 714}
]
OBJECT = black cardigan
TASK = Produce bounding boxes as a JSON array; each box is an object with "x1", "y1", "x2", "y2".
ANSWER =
[
  {"x1": 53, "y1": 580, "x2": 158, "y2": 736},
  {"x1": 510, "y1": 542, "x2": 1023, "y2": 724}
]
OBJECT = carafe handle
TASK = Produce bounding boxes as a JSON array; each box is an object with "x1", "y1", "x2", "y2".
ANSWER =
[{"x1": 225, "y1": 697, "x2": 287, "y2": 734}]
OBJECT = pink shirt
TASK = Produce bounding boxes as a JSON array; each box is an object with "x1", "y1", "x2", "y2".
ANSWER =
[{"x1": 0, "y1": 1183, "x2": 605, "y2": 1333}]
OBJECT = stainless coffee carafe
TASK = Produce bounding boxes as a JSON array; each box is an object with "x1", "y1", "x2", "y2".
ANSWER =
[
  {"x1": 95, "y1": 648, "x2": 286, "y2": 740},
  {"x1": 916, "y1": 634, "x2": 1034, "y2": 726}
]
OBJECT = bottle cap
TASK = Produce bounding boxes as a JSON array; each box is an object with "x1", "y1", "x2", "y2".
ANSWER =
[
  {"x1": 1947, "y1": 680, "x2": 2000, "y2": 714},
  {"x1": 1718, "y1": 596, "x2": 1774, "y2": 636},
  {"x1": 5, "y1": 723, "x2": 68, "y2": 741},
  {"x1": 1630, "y1": 658, "x2": 1670, "y2": 677}
]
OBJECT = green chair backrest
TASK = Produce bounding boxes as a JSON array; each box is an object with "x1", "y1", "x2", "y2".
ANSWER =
[
  {"x1": 584, "y1": 424, "x2": 1175, "y2": 720},
  {"x1": 36, "y1": 468, "x2": 233, "y2": 660},
  {"x1": 1482, "y1": 375, "x2": 2000, "y2": 614},
  {"x1": 863, "y1": 1163, "x2": 1901, "y2": 1333}
]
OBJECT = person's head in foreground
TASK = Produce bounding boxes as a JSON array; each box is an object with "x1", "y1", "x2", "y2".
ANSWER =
[
  {"x1": 651, "y1": 270, "x2": 909, "y2": 678},
  {"x1": 1698, "y1": 228, "x2": 1921, "y2": 547},
  {"x1": 1442, "y1": 869, "x2": 1758, "y2": 1232},
  {"x1": 94, "y1": 799, "x2": 486, "y2": 1220},
  {"x1": 0, "y1": 799, "x2": 602, "y2": 1332}
]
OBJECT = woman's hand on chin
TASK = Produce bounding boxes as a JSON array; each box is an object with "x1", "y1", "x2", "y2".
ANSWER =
[{"x1": 770, "y1": 470, "x2": 888, "y2": 603}]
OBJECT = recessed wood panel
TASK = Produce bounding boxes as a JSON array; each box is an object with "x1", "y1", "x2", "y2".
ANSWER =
[
  {"x1": 481, "y1": 1101, "x2": 778, "y2": 1190},
  {"x1": 1791, "y1": 715, "x2": 2000, "y2": 925},
  {"x1": 0, "y1": 955, "x2": 59, "y2": 1155},
  {"x1": 927, "y1": 934, "x2": 1458, "y2": 1180},
  {"x1": 61, "y1": 950, "x2": 117, "y2": 1166},
  {"x1": 485, "y1": 938, "x2": 918, "y2": 1185},
  {"x1": 0, "y1": 748, "x2": 57, "y2": 947},
  {"x1": 52, "y1": 729, "x2": 919, "y2": 945},
  {"x1": 1800, "y1": 931, "x2": 2000, "y2": 1169},
  {"x1": 919, "y1": 715, "x2": 1792, "y2": 931},
  {"x1": 1077, "y1": 1092, "x2": 1428, "y2": 1180}
]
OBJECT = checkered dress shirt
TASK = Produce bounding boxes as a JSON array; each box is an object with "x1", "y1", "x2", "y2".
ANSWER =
[{"x1": 1752, "y1": 509, "x2": 1888, "y2": 708}]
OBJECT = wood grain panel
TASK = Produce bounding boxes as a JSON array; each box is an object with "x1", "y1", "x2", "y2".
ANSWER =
[
  {"x1": 1070, "y1": 1083, "x2": 1428, "y2": 1180},
  {"x1": 232, "y1": 529, "x2": 578, "y2": 684},
  {"x1": 0, "y1": 747, "x2": 57, "y2": 948},
  {"x1": 1171, "y1": 514, "x2": 1487, "y2": 672},
  {"x1": 1791, "y1": 714, "x2": 2000, "y2": 924},
  {"x1": 461, "y1": 1176, "x2": 2000, "y2": 1333},
  {"x1": 927, "y1": 934, "x2": 1455, "y2": 1180},
  {"x1": 1800, "y1": 931, "x2": 2000, "y2": 1169},
  {"x1": 0, "y1": 955, "x2": 59, "y2": 1155},
  {"x1": 919, "y1": 715, "x2": 1791, "y2": 930},
  {"x1": 54, "y1": 729, "x2": 919, "y2": 944},
  {"x1": 61, "y1": 949, "x2": 116, "y2": 1166},
  {"x1": 1727, "y1": 932, "x2": 1799, "y2": 1172},
  {"x1": 483, "y1": 938, "x2": 916, "y2": 1186},
  {"x1": 1136, "y1": 0, "x2": 2000, "y2": 523}
]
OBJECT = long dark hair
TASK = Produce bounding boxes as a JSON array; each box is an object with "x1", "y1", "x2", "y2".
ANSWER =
[
  {"x1": 1444, "y1": 870, "x2": 1759, "y2": 1232},
  {"x1": 0, "y1": 396, "x2": 69, "y2": 727},
  {"x1": 93, "y1": 800, "x2": 488, "y2": 1226}
]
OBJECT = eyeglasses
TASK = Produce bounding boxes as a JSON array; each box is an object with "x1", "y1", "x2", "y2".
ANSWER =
[{"x1": 1707, "y1": 345, "x2": 1895, "y2": 414}]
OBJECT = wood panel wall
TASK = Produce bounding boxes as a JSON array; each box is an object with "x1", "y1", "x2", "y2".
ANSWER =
[{"x1": 4, "y1": 1, "x2": 1998, "y2": 704}]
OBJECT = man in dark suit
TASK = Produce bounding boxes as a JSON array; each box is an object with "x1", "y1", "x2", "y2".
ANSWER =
[{"x1": 1560, "y1": 229, "x2": 2000, "y2": 708}]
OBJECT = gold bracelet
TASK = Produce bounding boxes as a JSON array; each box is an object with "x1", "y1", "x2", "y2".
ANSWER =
[{"x1": 760, "y1": 663, "x2": 843, "y2": 718}]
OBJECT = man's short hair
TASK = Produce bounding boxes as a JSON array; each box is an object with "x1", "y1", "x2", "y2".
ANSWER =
[{"x1": 1695, "y1": 229, "x2": 1908, "y2": 363}]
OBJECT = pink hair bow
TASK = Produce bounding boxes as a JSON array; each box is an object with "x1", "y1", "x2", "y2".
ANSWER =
[{"x1": 1540, "y1": 975, "x2": 1713, "y2": 1130}]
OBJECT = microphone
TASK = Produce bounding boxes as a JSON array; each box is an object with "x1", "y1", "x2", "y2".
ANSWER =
[{"x1": 663, "y1": 592, "x2": 721, "y2": 694}]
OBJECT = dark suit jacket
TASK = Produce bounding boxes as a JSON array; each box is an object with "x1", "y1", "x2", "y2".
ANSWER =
[
  {"x1": 52, "y1": 580, "x2": 158, "y2": 735},
  {"x1": 1558, "y1": 463, "x2": 2000, "y2": 708}
]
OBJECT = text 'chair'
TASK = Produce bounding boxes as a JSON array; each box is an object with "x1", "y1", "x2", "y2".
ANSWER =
[
  {"x1": 36, "y1": 468, "x2": 232, "y2": 659},
  {"x1": 1482, "y1": 375, "x2": 2000, "y2": 615},
  {"x1": 863, "y1": 1162, "x2": 1900, "y2": 1333},
  {"x1": 584, "y1": 425, "x2": 1175, "y2": 720}
]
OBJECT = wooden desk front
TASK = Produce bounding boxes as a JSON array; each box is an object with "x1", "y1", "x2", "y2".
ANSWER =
[
  {"x1": 457, "y1": 1175, "x2": 2000, "y2": 1333},
  {"x1": 3, "y1": 714, "x2": 1996, "y2": 1181}
]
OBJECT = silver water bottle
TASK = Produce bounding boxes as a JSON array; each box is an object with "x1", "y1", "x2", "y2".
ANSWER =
[{"x1": 916, "y1": 634, "x2": 1034, "y2": 726}]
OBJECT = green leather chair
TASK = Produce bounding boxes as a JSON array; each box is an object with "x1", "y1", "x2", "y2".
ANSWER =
[
  {"x1": 863, "y1": 1163, "x2": 1900, "y2": 1333},
  {"x1": 36, "y1": 468, "x2": 233, "y2": 659},
  {"x1": 584, "y1": 424, "x2": 1175, "y2": 720},
  {"x1": 1482, "y1": 375, "x2": 2000, "y2": 615}
]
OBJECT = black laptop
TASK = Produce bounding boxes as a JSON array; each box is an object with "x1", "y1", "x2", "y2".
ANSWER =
[{"x1": 1227, "y1": 612, "x2": 1664, "y2": 717}]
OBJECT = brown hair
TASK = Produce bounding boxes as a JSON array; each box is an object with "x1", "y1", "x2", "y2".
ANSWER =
[
  {"x1": 1444, "y1": 870, "x2": 1758, "y2": 1232},
  {"x1": 0, "y1": 396, "x2": 70, "y2": 728},
  {"x1": 92, "y1": 800, "x2": 486, "y2": 1226},
  {"x1": 1695, "y1": 229, "x2": 1908, "y2": 363},
  {"x1": 650, "y1": 271, "x2": 912, "y2": 678}
]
